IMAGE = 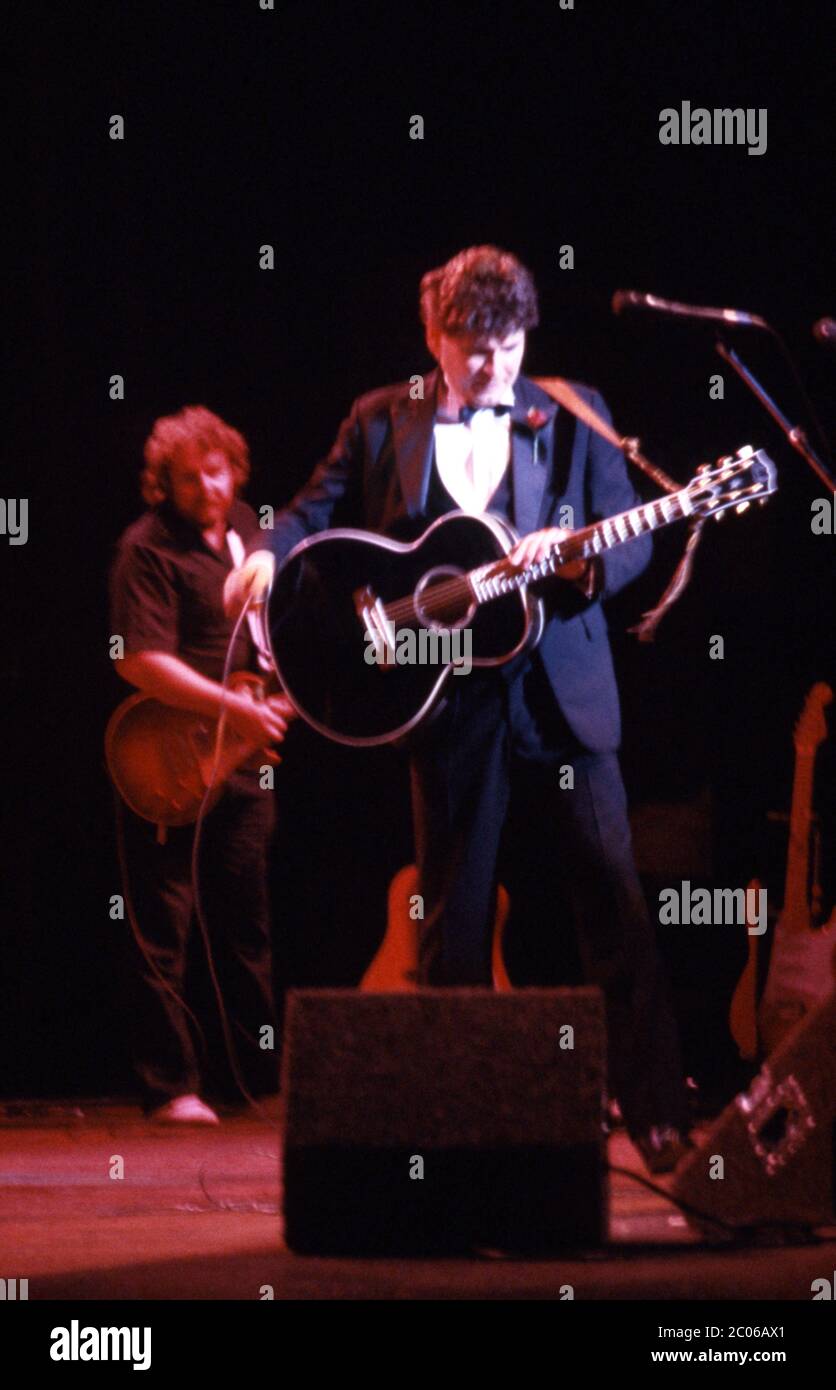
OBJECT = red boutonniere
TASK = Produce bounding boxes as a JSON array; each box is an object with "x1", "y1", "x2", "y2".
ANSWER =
[{"x1": 526, "y1": 406, "x2": 549, "y2": 462}]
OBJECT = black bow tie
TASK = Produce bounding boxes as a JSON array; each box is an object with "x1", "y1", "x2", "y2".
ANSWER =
[{"x1": 459, "y1": 403, "x2": 513, "y2": 424}]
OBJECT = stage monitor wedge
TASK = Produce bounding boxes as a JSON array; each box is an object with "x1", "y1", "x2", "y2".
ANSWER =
[{"x1": 672, "y1": 992, "x2": 836, "y2": 1236}]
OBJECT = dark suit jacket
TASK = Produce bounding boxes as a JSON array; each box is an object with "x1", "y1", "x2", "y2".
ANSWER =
[{"x1": 261, "y1": 369, "x2": 651, "y2": 751}]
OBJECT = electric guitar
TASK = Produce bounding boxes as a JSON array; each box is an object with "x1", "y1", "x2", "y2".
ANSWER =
[
  {"x1": 267, "y1": 446, "x2": 777, "y2": 745},
  {"x1": 105, "y1": 671, "x2": 278, "y2": 826},
  {"x1": 730, "y1": 683, "x2": 836, "y2": 1058},
  {"x1": 757, "y1": 683, "x2": 836, "y2": 1053}
]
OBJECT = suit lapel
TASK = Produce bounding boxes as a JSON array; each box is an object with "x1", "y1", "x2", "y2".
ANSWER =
[
  {"x1": 510, "y1": 379, "x2": 558, "y2": 536},
  {"x1": 391, "y1": 369, "x2": 439, "y2": 517},
  {"x1": 389, "y1": 371, "x2": 560, "y2": 530}
]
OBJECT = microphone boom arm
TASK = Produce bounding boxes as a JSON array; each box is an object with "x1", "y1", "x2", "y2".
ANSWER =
[{"x1": 714, "y1": 340, "x2": 835, "y2": 492}]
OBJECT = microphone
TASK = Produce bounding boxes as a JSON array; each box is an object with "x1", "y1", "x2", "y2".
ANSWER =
[
  {"x1": 813, "y1": 317, "x2": 836, "y2": 346},
  {"x1": 611, "y1": 290, "x2": 768, "y2": 329}
]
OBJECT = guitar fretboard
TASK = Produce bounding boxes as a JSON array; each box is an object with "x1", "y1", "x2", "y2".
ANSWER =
[
  {"x1": 470, "y1": 487, "x2": 693, "y2": 602},
  {"x1": 379, "y1": 448, "x2": 773, "y2": 629},
  {"x1": 783, "y1": 749, "x2": 815, "y2": 933}
]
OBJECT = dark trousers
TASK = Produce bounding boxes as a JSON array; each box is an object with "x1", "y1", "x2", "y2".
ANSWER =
[
  {"x1": 410, "y1": 655, "x2": 689, "y2": 1139},
  {"x1": 119, "y1": 771, "x2": 279, "y2": 1110}
]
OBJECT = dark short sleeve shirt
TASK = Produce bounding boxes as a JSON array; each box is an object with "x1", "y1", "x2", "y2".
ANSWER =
[{"x1": 109, "y1": 499, "x2": 266, "y2": 682}]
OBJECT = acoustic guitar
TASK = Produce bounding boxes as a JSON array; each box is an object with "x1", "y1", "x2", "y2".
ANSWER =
[
  {"x1": 105, "y1": 671, "x2": 277, "y2": 827},
  {"x1": 361, "y1": 864, "x2": 511, "y2": 992},
  {"x1": 267, "y1": 446, "x2": 776, "y2": 746}
]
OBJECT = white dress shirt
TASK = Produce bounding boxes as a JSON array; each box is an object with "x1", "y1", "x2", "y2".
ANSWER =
[
  {"x1": 432, "y1": 379, "x2": 599, "y2": 598},
  {"x1": 434, "y1": 383, "x2": 514, "y2": 514}
]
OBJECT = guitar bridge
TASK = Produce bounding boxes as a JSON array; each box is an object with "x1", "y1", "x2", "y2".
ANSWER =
[{"x1": 354, "y1": 585, "x2": 396, "y2": 667}]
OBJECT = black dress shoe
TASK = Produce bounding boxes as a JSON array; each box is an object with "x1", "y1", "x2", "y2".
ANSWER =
[{"x1": 635, "y1": 1125, "x2": 693, "y2": 1175}]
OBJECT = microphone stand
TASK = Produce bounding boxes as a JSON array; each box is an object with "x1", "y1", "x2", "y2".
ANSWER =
[{"x1": 714, "y1": 340, "x2": 835, "y2": 492}]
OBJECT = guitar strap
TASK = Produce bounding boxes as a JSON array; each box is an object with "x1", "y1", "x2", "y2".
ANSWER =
[
  {"x1": 532, "y1": 376, "x2": 680, "y2": 494},
  {"x1": 226, "y1": 530, "x2": 274, "y2": 672},
  {"x1": 531, "y1": 376, "x2": 706, "y2": 642}
]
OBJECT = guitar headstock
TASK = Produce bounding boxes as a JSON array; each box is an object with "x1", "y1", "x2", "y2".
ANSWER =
[
  {"x1": 686, "y1": 446, "x2": 778, "y2": 520},
  {"x1": 794, "y1": 683, "x2": 833, "y2": 756}
]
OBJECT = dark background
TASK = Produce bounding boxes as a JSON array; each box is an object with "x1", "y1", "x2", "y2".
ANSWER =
[{"x1": 3, "y1": 0, "x2": 834, "y2": 1102}]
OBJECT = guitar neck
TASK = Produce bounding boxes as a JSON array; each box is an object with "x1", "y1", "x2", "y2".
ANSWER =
[
  {"x1": 470, "y1": 488, "x2": 693, "y2": 601},
  {"x1": 782, "y1": 749, "x2": 815, "y2": 932}
]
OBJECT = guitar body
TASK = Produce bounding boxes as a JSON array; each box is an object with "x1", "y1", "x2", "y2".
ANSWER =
[
  {"x1": 757, "y1": 910, "x2": 836, "y2": 1055},
  {"x1": 361, "y1": 864, "x2": 512, "y2": 992},
  {"x1": 729, "y1": 683, "x2": 834, "y2": 1059},
  {"x1": 728, "y1": 877, "x2": 778, "y2": 1061},
  {"x1": 267, "y1": 450, "x2": 776, "y2": 747},
  {"x1": 757, "y1": 683, "x2": 835, "y2": 1054},
  {"x1": 105, "y1": 671, "x2": 272, "y2": 826},
  {"x1": 267, "y1": 511, "x2": 543, "y2": 746}
]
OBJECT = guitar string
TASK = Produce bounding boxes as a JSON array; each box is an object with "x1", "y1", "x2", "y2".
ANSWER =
[
  {"x1": 377, "y1": 466, "x2": 764, "y2": 627},
  {"x1": 379, "y1": 494, "x2": 688, "y2": 626}
]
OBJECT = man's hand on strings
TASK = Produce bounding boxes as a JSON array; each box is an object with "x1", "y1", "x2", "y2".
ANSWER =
[
  {"x1": 508, "y1": 527, "x2": 588, "y2": 582},
  {"x1": 226, "y1": 691, "x2": 296, "y2": 751}
]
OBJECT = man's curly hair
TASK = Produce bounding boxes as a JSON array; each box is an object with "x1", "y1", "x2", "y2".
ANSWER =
[
  {"x1": 421, "y1": 245, "x2": 539, "y2": 338},
  {"x1": 141, "y1": 405, "x2": 250, "y2": 506},
  {"x1": 418, "y1": 264, "x2": 444, "y2": 331}
]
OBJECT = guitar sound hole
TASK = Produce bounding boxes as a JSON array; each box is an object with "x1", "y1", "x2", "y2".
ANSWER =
[{"x1": 413, "y1": 566, "x2": 475, "y2": 630}]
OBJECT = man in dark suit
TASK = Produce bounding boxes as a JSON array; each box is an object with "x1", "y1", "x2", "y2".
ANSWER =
[{"x1": 227, "y1": 246, "x2": 691, "y2": 1170}]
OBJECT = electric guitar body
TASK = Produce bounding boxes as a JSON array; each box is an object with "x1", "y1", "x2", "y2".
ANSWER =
[
  {"x1": 105, "y1": 670, "x2": 275, "y2": 827},
  {"x1": 758, "y1": 684, "x2": 836, "y2": 1053},
  {"x1": 729, "y1": 683, "x2": 836, "y2": 1059},
  {"x1": 728, "y1": 876, "x2": 779, "y2": 1062}
]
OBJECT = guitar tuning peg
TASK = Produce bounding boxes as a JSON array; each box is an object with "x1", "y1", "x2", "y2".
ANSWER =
[
  {"x1": 714, "y1": 511, "x2": 725, "y2": 521},
  {"x1": 735, "y1": 501, "x2": 750, "y2": 514}
]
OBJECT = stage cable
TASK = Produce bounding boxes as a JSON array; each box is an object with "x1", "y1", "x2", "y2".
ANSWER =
[
  {"x1": 113, "y1": 596, "x2": 276, "y2": 1123},
  {"x1": 189, "y1": 594, "x2": 275, "y2": 1123}
]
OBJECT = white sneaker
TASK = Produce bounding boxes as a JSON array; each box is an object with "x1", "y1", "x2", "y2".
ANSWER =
[{"x1": 149, "y1": 1094, "x2": 220, "y2": 1125}]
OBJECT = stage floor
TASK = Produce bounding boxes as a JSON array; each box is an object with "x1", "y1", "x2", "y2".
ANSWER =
[{"x1": 1, "y1": 1101, "x2": 833, "y2": 1300}]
